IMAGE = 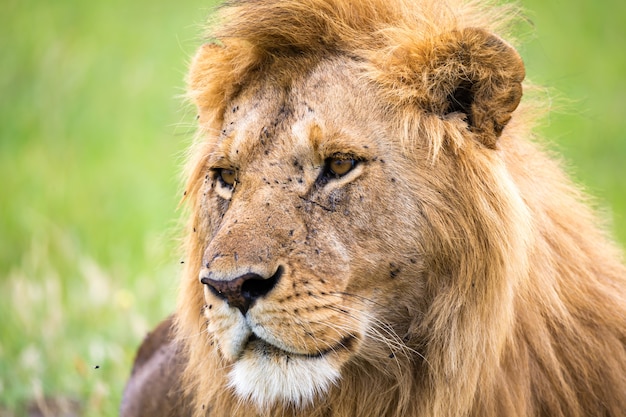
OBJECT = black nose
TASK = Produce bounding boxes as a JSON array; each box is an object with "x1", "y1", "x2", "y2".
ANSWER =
[{"x1": 201, "y1": 266, "x2": 282, "y2": 314}]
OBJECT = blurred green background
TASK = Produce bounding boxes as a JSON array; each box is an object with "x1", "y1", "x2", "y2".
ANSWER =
[{"x1": 0, "y1": 0, "x2": 624, "y2": 416}]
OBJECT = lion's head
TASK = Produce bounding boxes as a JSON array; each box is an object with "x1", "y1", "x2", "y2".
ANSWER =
[{"x1": 174, "y1": 1, "x2": 626, "y2": 416}]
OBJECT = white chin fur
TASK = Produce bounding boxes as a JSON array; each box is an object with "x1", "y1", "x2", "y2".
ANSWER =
[{"x1": 228, "y1": 350, "x2": 340, "y2": 409}]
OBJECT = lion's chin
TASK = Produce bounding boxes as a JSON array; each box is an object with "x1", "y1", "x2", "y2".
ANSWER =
[{"x1": 227, "y1": 337, "x2": 343, "y2": 409}]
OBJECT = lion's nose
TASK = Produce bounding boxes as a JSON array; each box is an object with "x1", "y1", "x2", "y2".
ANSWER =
[{"x1": 200, "y1": 267, "x2": 282, "y2": 314}]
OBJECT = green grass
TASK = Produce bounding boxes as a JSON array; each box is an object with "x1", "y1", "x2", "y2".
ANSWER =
[
  {"x1": 0, "y1": 0, "x2": 624, "y2": 416},
  {"x1": 0, "y1": 0, "x2": 216, "y2": 415},
  {"x1": 520, "y1": 0, "x2": 626, "y2": 242}
]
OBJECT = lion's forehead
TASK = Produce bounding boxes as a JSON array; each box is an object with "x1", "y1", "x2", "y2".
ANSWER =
[{"x1": 218, "y1": 59, "x2": 387, "y2": 167}]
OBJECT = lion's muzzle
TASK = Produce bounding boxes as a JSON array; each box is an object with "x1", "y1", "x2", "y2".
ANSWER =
[{"x1": 200, "y1": 267, "x2": 283, "y2": 314}]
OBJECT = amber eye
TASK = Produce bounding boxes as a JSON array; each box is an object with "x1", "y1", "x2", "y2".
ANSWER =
[
  {"x1": 217, "y1": 168, "x2": 237, "y2": 187},
  {"x1": 327, "y1": 157, "x2": 356, "y2": 177}
]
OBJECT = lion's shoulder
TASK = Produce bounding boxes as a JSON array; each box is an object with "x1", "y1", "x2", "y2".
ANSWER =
[{"x1": 121, "y1": 316, "x2": 193, "y2": 417}]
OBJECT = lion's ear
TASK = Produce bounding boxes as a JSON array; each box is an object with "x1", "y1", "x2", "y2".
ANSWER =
[
  {"x1": 187, "y1": 43, "x2": 227, "y2": 118},
  {"x1": 395, "y1": 28, "x2": 525, "y2": 148},
  {"x1": 187, "y1": 41, "x2": 260, "y2": 124}
]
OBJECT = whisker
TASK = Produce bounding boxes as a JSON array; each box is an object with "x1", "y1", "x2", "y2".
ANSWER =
[{"x1": 323, "y1": 303, "x2": 431, "y2": 369}]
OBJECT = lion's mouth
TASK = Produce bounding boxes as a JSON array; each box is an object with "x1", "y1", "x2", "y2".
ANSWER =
[{"x1": 244, "y1": 333, "x2": 356, "y2": 359}]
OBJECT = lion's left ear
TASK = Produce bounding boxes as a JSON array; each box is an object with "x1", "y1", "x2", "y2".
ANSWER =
[{"x1": 386, "y1": 27, "x2": 525, "y2": 148}]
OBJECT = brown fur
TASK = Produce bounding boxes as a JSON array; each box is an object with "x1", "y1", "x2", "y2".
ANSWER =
[
  {"x1": 121, "y1": 317, "x2": 192, "y2": 416},
  {"x1": 123, "y1": 0, "x2": 626, "y2": 416}
]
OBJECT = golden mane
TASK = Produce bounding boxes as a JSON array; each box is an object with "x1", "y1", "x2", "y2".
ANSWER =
[{"x1": 187, "y1": 0, "x2": 523, "y2": 146}]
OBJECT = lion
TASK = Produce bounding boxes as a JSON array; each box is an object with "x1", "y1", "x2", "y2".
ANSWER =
[{"x1": 120, "y1": 0, "x2": 626, "y2": 416}]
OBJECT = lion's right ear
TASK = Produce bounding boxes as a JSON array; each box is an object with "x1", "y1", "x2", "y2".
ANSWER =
[
  {"x1": 375, "y1": 27, "x2": 525, "y2": 149},
  {"x1": 187, "y1": 41, "x2": 261, "y2": 124},
  {"x1": 422, "y1": 28, "x2": 525, "y2": 148}
]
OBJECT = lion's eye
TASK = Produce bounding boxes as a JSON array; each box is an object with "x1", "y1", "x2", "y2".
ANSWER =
[
  {"x1": 217, "y1": 168, "x2": 237, "y2": 187},
  {"x1": 327, "y1": 157, "x2": 356, "y2": 177}
]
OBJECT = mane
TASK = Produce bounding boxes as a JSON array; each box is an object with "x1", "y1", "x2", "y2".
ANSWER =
[
  {"x1": 185, "y1": 0, "x2": 528, "y2": 172},
  {"x1": 175, "y1": 1, "x2": 626, "y2": 417},
  {"x1": 214, "y1": 0, "x2": 517, "y2": 51},
  {"x1": 187, "y1": 0, "x2": 521, "y2": 127}
]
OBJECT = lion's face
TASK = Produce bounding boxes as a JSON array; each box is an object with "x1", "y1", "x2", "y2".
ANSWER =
[
  {"x1": 195, "y1": 58, "x2": 426, "y2": 407},
  {"x1": 179, "y1": 16, "x2": 529, "y2": 413}
]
